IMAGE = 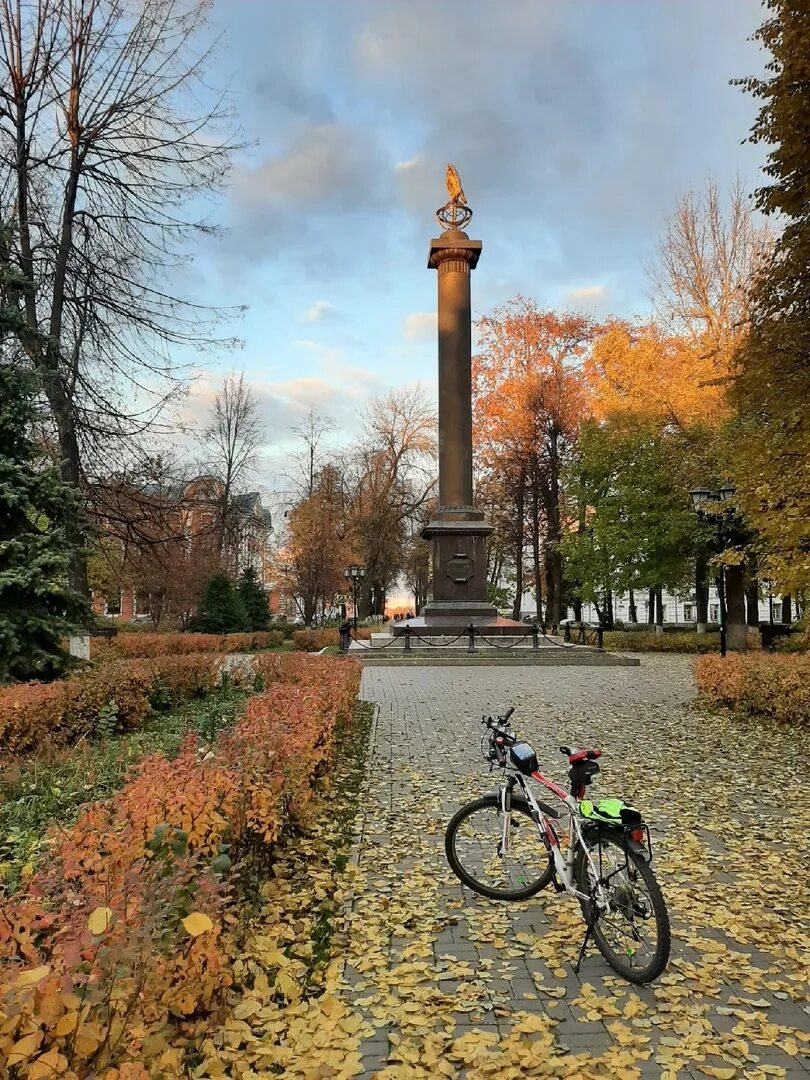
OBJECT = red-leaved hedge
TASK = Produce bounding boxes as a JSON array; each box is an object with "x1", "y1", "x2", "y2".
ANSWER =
[
  {"x1": 0, "y1": 654, "x2": 233, "y2": 757},
  {"x1": 292, "y1": 626, "x2": 372, "y2": 651},
  {"x1": 0, "y1": 654, "x2": 361, "y2": 1078},
  {"x1": 694, "y1": 652, "x2": 810, "y2": 725},
  {"x1": 91, "y1": 630, "x2": 286, "y2": 660}
]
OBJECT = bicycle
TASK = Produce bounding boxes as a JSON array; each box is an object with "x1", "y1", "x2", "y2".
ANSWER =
[{"x1": 444, "y1": 708, "x2": 671, "y2": 983}]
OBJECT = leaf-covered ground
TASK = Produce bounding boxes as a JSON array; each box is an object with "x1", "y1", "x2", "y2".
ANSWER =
[{"x1": 200, "y1": 658, "x2": 809, "y2": 1079}]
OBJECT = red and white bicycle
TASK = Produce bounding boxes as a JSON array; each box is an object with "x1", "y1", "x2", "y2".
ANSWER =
[{"x1": 445, "y1": 708, "x2": 671, "y2": 983}]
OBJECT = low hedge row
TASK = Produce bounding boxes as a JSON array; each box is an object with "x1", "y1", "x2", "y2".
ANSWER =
[
  {"x1": 0, "y1": 654, "x2": 361, "y2": 1078},
  {"x1": 0, "y1": 654, "x2": 236, "y2": 758},
  {"x1": 292, "y1": 626, "x2": 372, "y2": 651},
  {"x1": 603, "y1": 630, "x2": 760, "y2": 653},
  {"x1": 694, "y1": 652, "x2": 810, "y2": 725},
  {"x1": 91, "y1": 630, "x2": 286, "y2": 659}
]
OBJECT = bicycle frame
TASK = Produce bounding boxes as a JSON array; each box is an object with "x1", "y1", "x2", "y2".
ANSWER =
[{"x1": 497, "y1": 766, "x2": 610, "y2": 910}]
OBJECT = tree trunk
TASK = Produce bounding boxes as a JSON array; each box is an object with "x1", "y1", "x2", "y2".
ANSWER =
[
  {"x1": 695, "y1": 554, "x2": 709, "y2": 633},
  {"x1": 781, "y1": 594, "x2": 792, "y2": 623},
  {"x1": 531, "y1": 482, "x2": 542, "y2": 618},
  {"x1": 745, "y1": 578, "x2": 760, "y2": 627},
  {"x1": 654, "y1": 586, "x2": 664, "y2": 634},
  {"x1": 511, "y1": 475, "x2": 525, "y2": 621},
  {"x1": 572, "y1": 597, "x2": 582, "y2": 621},
  {"x1": 603, "y1": 587, "x2": 614, "y2": 629},
  {"x1": 47, "y1": 381, "x2": 90, "y2": 601},
  {"x1": 628, "y1": 589, "x2": 637, "y2": 624},
  {"x1": 648, "y1": 588, "x2": 655, "y2": 625},
  {"x1": 726, "y1": 564, "x2": 748, "y2": 651}
]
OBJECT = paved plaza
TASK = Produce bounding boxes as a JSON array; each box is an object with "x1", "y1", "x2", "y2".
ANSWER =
[{"x1": 339, "y1": 657, "x2": 810, "y2": 1079}]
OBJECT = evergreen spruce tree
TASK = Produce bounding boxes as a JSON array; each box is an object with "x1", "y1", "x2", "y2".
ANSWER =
[
  {"x1": 237, "y1": 564, "x2": 269, "y2": 631},
  {"x1": 194, "y1": 573, "x2": 247, "y2": 634},
  {"x1": 0, "y1": 355, "x2": 85, "y2": 682}
]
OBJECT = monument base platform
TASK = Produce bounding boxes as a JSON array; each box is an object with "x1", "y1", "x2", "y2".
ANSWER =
[{"x1": 392, "y1": 614, "x2": 527, "y2": 637}]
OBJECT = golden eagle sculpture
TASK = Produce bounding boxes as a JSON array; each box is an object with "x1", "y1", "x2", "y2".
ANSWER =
[
  {"x1": 436, "y1": 164, "x2": 473, "y2": 230},
  {"x1": 445, "y1": 163, "x2": 467, "y2": 206}
]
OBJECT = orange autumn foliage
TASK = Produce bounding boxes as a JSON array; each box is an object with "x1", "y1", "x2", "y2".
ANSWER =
[
  {"x1": 92, "y1": 631, "x2": 285, "y2": 660},
  {"x1": 586, "y1": 321, "x2": 732, "y2": 429},
  {"x1": 0, "y1": 654, "x2": 360, "y2": 1078},
  {"x1": 0, "y1": 654, "x2": 230, "y2": 757}
]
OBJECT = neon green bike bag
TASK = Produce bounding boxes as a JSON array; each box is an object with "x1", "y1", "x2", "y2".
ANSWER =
[{"x1": 579, "y1": 797, "x2": 643, "y2": 827}]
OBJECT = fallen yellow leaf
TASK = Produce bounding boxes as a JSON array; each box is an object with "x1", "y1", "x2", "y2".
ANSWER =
[{"x1": 182, "y1": 911, "x2": 214, "y2": 937}]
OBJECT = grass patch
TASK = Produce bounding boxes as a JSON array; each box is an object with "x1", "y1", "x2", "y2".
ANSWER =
[{"x1": 0, "y1": 684, "x2": 249, "y2": 891}]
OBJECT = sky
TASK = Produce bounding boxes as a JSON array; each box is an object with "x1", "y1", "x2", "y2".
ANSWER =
[{"x1": 172, "y1": 0, "x2": 769, "y2": 496}]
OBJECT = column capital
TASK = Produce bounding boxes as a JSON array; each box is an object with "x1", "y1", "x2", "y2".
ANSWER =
[{"x1": 428, "y1": 233, "x2": 482, "y2": 271}]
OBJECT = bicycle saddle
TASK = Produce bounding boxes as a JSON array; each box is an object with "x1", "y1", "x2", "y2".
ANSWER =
[{"x1": 559, "y1": 745, "x2": 602, "y2": 763}]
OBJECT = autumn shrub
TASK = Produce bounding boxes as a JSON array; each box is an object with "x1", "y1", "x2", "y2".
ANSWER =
[
  {"x1": 93, "y1": 630, "x2": 285, "y2": 660},
  {"x1": 695, "y1": 652, "x2": 810, "y2": 725},
  {"x1": 603, "y1": 629, "x2": 760, "y2": 653},
  {"x1": 0, "y1": 655, "x2": 361, "y2": 1077},
  {"x1": 292, "y1": 626, "x2": 371, "y2": 651},
  {"x1": 0, "y1": 654, "x2": 235, "y2": 757}
]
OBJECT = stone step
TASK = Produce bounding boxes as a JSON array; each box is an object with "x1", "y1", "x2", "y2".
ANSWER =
[{"x1": 354, "y1": 650, "x2": 639, "y2": 667}]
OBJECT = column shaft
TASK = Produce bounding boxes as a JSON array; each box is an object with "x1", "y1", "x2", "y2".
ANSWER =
[{"x1": 437, "y1": 260, "x2": 473, "y2": 509}]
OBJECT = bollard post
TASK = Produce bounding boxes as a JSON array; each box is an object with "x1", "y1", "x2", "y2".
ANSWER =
[
  {"x1": 597, "y1": 626, "x2": 604, "y2": 649},
  {"x1": 468, "y1": 624, "x2": 476, "y2": 653},
  {"x1": 404, "y1": 625, "x2": 411, "y2": 652},
  {"x1": 532, "y1": 625, "x2": 539, "y2": 651}
]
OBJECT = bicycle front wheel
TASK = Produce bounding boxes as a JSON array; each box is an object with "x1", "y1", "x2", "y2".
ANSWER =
[
  {"x1": 445, "y1": 794, "x2": 554, "y2": 901},
  {"x1": 575, "y1": 831, "x2": 670, "y2": 983}
]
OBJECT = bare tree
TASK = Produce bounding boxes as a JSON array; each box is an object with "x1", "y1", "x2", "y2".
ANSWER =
[
  {"x1": 0, "y1": 0, "x2": 240, "y2": 595},
  {"x1": 201, "y1": 371, "x2": 266, "y2": 559},
  {"x1": 288, "y1": 406, "x2": 336, "y2": 496},
  {"x1": 348, "y1": 385, "x2": 437, "y2": 617},
  {"x1": 647, "y1": 178, "x2": 772, "y2": 360}
]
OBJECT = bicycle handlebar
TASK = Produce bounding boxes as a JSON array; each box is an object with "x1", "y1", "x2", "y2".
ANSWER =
[{"x1": 482, "y1": 706, "x2": 515, "y2": 729}]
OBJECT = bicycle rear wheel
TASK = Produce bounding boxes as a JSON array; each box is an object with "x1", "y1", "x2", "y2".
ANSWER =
[
  {"x1": 445, "y1": 794, "x2": 553, "y2": 901},
  {"x1": 575, "y1": 831, "x2": 670, "y2": 983}
]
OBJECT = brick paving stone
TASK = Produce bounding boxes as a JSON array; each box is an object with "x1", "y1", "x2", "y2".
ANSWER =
[{"x1": 341, "y1": 657, "x2": 810, "y2": 1078}]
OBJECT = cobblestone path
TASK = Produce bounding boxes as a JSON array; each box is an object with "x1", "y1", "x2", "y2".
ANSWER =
[{"x1": 338, "y1": 658, "x2": 809, "y2": 1079}]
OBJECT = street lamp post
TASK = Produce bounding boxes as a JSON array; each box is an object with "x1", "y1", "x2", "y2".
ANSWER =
[
  {"x1": 343, "y1": 565, "x2": 366, "y2": 638},
  {"x1": 689, "y1": 485, "x2": 736, "y2": 659}
]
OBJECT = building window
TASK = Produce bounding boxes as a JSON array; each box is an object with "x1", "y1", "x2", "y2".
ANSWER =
[
  {"x1": 683, "y1": 604, "x2": 693, "y2": 621},
  {"x1": 710, "y1": 603, "x2": 720, "y2": 622},
  {"x1": 134, "y1": 592, "x2": 150, "y2": 616},
  {"x1": 660, "y1": 604, "x2": 667, "y2": 622},
  {"x1": 106, "y1": 592, "x2": 121, "y2": 616}
]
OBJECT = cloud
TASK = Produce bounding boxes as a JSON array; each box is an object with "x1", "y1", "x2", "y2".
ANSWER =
[
  {"x1": 565, "y1": 284, "x2": 608, "y2": 306},
  {"x1": 223, "y1": 121, "x2": 389, "y2": 268},
  {"x1": 395, "y1": 155, "x2": 420, "y2": 171},
  {"x1": 304, "y1": 300, "x2": 338, "y2": 323},
  {"x1": 403, "y1": 312, "x2": 437, "y2": 342}
]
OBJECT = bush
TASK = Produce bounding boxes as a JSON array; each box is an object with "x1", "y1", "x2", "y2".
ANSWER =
[
  {"x1": 603, "y1": 630, "x2": 759, "y2": 653},
  {"x1": 0, "y1": 654, "x2": 234, "y2": 757},
  {"x1": 293, "y1": 628, "x2": 338, "y2": 651},
  {"x1": 93, "y1": 630, "x2": 285, "y2": 660},
  {"x1": 0, "y1": 655, "x2": 361, "y2": 1077},
  {"x1": 292, "y1": 627, "x2": 372, "y2": 652},
  {"x1": 694, "y1": 652, "x2": 810, "y2": 725}
]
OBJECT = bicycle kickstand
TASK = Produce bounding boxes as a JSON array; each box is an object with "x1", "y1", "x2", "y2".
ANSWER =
[{"x1": 573, "y1": 918, "x2": 595, "y2": 976}]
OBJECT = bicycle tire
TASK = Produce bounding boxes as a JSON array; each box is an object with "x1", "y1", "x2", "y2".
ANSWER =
[
  {"x1": 445, "y1": 794, "x2": 554, "y2": 901},
  {"x1": 575, "y1": 830, "x2": 670, "y2": 983}
]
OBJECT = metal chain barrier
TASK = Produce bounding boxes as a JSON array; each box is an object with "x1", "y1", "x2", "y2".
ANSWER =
[{"x1": 476, "y1": 633, "x2": 532, "y2": 649}]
